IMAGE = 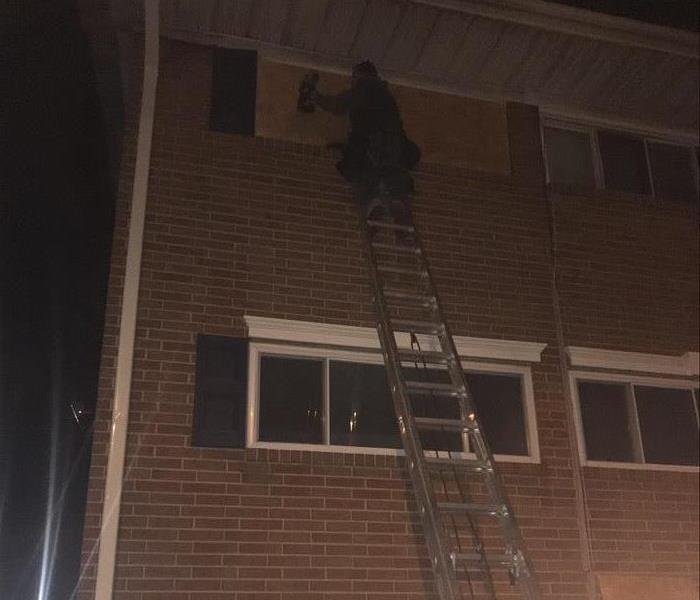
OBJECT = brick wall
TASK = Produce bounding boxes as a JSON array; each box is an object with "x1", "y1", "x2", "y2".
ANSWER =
[
  {"x1": 552, "y1": 189, "x2": 699, "y2": 589},
  {"x1": 79, "y1": 39, "x2": 698, "y2": 599}
]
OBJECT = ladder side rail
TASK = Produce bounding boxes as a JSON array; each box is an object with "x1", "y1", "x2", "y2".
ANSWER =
[
  {"x1": 359, "y1": 214, "x2": 461, "y2": 600},
  {"x1": 408, "y1": 211, "x2": 541, "y2": 597},
  {"x1": 408, "y1": 334, "x2": 498, "y2": 600}
]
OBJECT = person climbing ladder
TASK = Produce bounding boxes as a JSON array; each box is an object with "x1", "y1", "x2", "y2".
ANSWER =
[{"x1": 298, "y1": 60, "x2": 420, "y2": 224}]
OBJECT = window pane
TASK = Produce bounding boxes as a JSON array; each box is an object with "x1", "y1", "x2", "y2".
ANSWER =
[
  {"x1": 544, "y1": 127, "x2": 596, "y2": 189},
  {"x1": 634, "y1": 386, "x2": 699, "y2": 466},
  {"x1": 259, "y1": 356, "x2": 323, "y2": 444},
  {"x1": 329, "y1": 362, "x2": 401, "y2": 449},
  {"x1": 403, "y1": 366, "x2": 462, "y2": 452},
  {"x1": 467, "y1": 373, "x2": 528, "y2": 456},
  {"x1": 648, "y1": 142, "x2": 698, "y2": 203},
  {"x1": 598, "y1": 131, "x2": 650, "y2": 194},
  {"x1": 578, "y1": 382, "x2": 638, "y2": 462}
]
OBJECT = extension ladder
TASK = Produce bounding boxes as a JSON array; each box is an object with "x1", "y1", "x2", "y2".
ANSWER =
[{"x1": 359, "y1": 198, "x2": 540, "y2": 600}]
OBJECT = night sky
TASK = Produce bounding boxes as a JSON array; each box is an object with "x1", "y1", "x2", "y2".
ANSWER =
[
  {"x1": 1, "y1": 2, "x2": 115, "y2": 598},
  {"x1": 0, "y1": 1, "x2": 695, "y2": 599},
  {"x1": 552, "y1": 0, "x2": 700, "y2": 31}
]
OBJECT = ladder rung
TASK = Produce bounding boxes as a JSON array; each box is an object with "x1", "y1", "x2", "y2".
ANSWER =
[
  {"x1": 398, "y1": 349, "x2": 452, "y2": 365},
  {"x1": 392, "y1": 319, "x2": 444, "y2": 335},
  {"x1": 371, "y1": 241, "x2": 421, "y2": 254},
  {"x1": 415, "y1": 417, "x2": 475, "y2": 432},
  {"x1": 367, "y1": 219, "x2": 415, "y2": 232},
  {"x1": 425, "y1": 456, "x2": 492, "y2": 472},
  {"x1": 438, "y1": 502, "x2": 507, "y2": 516},
  {"x1": 382, "y1": 287, "x2": 435, "y2": 305},
  {"x1": 405, "y1": 381, "x2": 465, "y2": 397},
  {"x1": 452, "y1": 552, "x2": 515, "y2": 568},
  {"x1": 377, "y1": 264, "x2": 428, "y2": 277}
]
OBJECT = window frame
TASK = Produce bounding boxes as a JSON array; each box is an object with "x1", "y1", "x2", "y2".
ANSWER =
[
  {"x1": 247, "y1": 340, "x2": 541, "y2": 464},
  {"x1": 541, "y1": 120, "x2": 605, "y2": 190},
  {"x1": 540, "y1": 117, "x2": 699, "y2": 200},
  {"x1": 569, "y1": 369, "x2": 700, "y2": 472}
]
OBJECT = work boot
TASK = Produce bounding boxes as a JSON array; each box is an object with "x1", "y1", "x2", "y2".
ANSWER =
[{"x1": 365, "y1": 196, "x2": 389, "y2": 221}]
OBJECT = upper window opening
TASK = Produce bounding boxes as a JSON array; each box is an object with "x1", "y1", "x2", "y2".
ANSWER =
[
  {"x1": 542, "y1": 119, "x2": 699, "y2": 203},
  {"x1": 597, "y1": 130, "x2": 651, "y2": 195},
  {"x1": 647, "y1": 142, "x2": 698, "y2": 203},
  {"x1": 543, "y1": 126, "x2": 596, "y2": 190}
]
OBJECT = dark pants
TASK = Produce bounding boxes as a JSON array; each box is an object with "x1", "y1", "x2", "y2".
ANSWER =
[{"x1": 352, "y1": 131, "x2": 413, "y2": 225}]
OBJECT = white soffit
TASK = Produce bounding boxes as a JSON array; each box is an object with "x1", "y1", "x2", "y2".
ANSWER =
[
  {"x1": 567, "y1": 346, "x2": 700, "y2": 377},
  {"x1": 142, "y1": 0, "x2": 700, "y2": 137},
  {"x1": 244, "y1": 316, "x2": 547, "y2": 363}
]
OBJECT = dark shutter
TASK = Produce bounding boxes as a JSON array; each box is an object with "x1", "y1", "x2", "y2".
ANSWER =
[
  {"x1": 209, "y1": 48, "x2": 257, "y2": 135},
  {"x1": 192, "y1": 335, "x2": 247, "y2": 448}
]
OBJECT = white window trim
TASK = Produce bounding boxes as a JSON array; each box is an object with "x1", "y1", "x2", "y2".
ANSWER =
[
  {"x1": 541, "y1": 116, "x2": 700, "y2": 198},
  {"x1": 569, "y1": 369, "x2": 700, "y2": 473},
  {"x1": 244, "y1": 316, "x2": 547, "y2": 363},
  {"x1": 567, "y1": 346, "x2": 699, "y2": 377},
  {"x1": 247, "y1": 340, "x2": 541, "y2": 464}
]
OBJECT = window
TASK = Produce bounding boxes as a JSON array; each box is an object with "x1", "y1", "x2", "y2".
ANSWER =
[
  {"x1": 597, "y1": 130, "x2": 651, "y2": 195},
  {"x1": 329, "y1": 361, "x2": 401, "y2": 449},
  {"x1": 248, "y1": 342, "x2": 539, "y2": 461},
  {"x1": 573, "y1": 375, "x2": 699, "y2": 468},
  {"x1": 647, "y1": 142, "x2": 698, "y2": 203},
  {"x1": 259, "y1": 356, "x2": 323, "y2": 444},
  {"x1": 543, "y1": 126, "x2": 596, "y2": 189},
  {"x1": 542, "y1": 119, "x2": 699, "y2": 202}
]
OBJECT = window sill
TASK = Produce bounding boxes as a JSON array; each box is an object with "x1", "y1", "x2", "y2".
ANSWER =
[
  {"x1": 249, "y1": 440, "x2": 540, "y2": 464},
  {"x1": 583, "y1": 459, "x2": 699, "y2": 473}
]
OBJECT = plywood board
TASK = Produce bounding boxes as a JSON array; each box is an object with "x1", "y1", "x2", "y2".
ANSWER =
[
  {"x1": 256, "y1": 59, "x2": 510, "y2": 175},
  {"x1": 256, "y1": 60, "x2": 349, "y2": 148}
]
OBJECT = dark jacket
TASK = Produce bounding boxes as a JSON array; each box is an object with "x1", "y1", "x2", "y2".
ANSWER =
[{"x1": 317, "y1": 77, "x2": 420, "y2": 183}]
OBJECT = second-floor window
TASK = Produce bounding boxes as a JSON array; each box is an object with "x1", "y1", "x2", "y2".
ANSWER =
[{"x1": 543, "y1": 121, "x2": 699, "y2": 203}]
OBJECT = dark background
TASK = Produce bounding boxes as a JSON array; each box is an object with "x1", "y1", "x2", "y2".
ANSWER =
[
  {"x1": 1, "y1": 1, "x2": 118, "y2": 598},
  {"x1": 553, "y1": 0, "x2": 699, "y2": 31},
  {"x1": 0, "y1": 0, "x2": 695, "y2": 598}
]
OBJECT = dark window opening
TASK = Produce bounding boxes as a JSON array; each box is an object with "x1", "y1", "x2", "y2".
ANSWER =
[
  {"x1": 598, "y1": 130, "x2": 650, "y2": 195},
  {"x1": 648, "y1": 142, "x2": 698, "y2": 204},
  {"x1": 635, "y1": 386, "x2": 699, "y2": 466},
  {"x1": 544, "y1": 126, "x2": 596, "y2": 190},
  {"x1": 330, "y1": 361, "x2": 400, "y2": 449},
  {"x1": 259, "y1": 356, "x2": 323, "y2": 444},
  {"x1": 467, "y1": 372, "x2": 528, "y2": 456},
  {"x1": 578, "y1": 381, "x2": 638, "y2": 462}
]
